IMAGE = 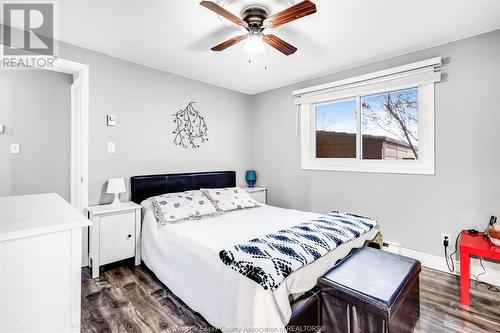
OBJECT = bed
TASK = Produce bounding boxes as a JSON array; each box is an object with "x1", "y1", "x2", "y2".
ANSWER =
[{"x1": 131, "y1": 171, "x2": 378, "y2": 330}]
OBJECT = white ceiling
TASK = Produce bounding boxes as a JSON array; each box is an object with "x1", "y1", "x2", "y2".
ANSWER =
[{"x1": 49, "y1": 1, "x2": 500, "y2": 93}]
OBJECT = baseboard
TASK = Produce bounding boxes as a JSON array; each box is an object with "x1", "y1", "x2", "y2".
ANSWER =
[{"x1": 387, "y1": 246, "x2": 500, "y2": 287}]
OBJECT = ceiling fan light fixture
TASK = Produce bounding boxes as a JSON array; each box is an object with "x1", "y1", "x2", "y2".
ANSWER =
[
  {"x1": 243, "y1": 31, "x2": 265, "y2": 55},
  {"x1": 201, "y1": 1, "x2": 317, "y2": 56}
]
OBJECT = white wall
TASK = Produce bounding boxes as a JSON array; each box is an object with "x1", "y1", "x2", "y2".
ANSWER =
[
  {"x1": 0, "y1": 71, "x2": 72, "y2": 201},
  {"x1": 250, "y1": 30, "x2": 500, "y2": 266}
]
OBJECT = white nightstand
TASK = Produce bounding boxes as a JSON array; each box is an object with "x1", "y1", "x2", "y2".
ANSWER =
[
  {"x1": 243, "y1": 186, "x2": 267, "y2": 204},
  {"x1": 86, "y1": 202, "x2": 142, "y2": 278}
]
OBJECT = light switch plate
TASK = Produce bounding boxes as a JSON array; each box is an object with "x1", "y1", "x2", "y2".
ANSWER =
[
  {"x1": 107, "y1": 115, "x2": 116, "y2": 127},
  {"x1": 107, "y1": 142, "x2": 115, "y2": 154},
  {"x1": 10, "y1": 143, "x2": 20, "y2": 154}
]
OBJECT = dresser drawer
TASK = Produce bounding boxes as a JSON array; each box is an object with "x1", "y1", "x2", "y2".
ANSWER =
[{"x1": 99, "y1": 212, "x2": 136, "y2": 265}]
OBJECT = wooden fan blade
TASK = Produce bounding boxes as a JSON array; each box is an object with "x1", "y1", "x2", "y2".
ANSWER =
[
  {"x1": 211, "y1": 35, "x2": 247, "y2": 51},
  {"x1": 200, "y1": 1, "x2": 248, "y2": 28},
  {"x1": 263, "y1": 0, "x2": 317, "y2": 28},
  {"x1": 263, "y1": 34, "x2": 297, "y2": 56}
]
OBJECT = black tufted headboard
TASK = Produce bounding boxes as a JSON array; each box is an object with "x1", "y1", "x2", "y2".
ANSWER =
[{"x1": 130, "y1": 171, "x2": 236, "y2": 204}]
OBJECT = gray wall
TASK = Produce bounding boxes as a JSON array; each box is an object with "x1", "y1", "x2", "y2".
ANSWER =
[
  {"x1": 3, "y1": 30, "x2": 499, "y2": 271},
  {"x1": 0, "y1": 70, "x2": 72, "y2": 201},
  {"x1": 58, "y1": 42, "x2": 253, "y2": 205},
  {"x1": 250, "y1": 30, "x2": 500, "y2": 262}
]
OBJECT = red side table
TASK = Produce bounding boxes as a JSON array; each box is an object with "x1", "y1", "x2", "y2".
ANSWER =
[{"x1": 459, "y1": 231, "x2": 500, "y2": 305}]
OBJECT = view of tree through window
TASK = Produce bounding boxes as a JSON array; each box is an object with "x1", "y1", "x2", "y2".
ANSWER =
[
  {"x1": 361, "y1": 88, "x2": 418, "y2": 160},
  {"x1": 314, "y1": 88, "x2": 419, "y2": 161},
  {"x1": 315, "y1": 100, "x2": 357, "y2": 158}
]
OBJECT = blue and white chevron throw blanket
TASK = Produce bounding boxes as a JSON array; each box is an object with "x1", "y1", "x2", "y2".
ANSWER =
[{"x1": 219, "y1": 211, "x2": 377, "y2": 291}]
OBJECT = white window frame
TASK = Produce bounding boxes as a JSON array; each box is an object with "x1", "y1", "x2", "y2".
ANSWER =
[{"x1": 295, "y1": 58, "x2": 441, "y2": 175}]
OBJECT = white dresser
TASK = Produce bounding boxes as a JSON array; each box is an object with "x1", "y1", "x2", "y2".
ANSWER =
[{"x1": 0, "y1": 193, "x2": 91, "y2": 333}]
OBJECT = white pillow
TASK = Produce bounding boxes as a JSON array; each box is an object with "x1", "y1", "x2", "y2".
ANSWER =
[
  {"x1": 201, "y1": 187, "x2": 260, "y2": 212},
  {"x1": 149, "y1": 190, "x2": 218, "y2": 224}
]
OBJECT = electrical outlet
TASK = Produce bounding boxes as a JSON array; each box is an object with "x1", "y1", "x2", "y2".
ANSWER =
[
  {"x1": 441, "y1": 233, "x2": 451, "y2": 246},
  {"x1": 382, "y1": 241, "x2": 401, "y2": 254}
]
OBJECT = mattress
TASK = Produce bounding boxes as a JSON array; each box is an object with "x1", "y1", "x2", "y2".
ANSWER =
[{"x1": 141, "y1": 202, "x2": 378, "y2": 330}]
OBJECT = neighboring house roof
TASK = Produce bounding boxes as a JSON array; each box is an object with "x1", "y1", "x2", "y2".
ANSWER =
[{"x1": 316, "y1": 131, "x2": 418, "y2": 150}]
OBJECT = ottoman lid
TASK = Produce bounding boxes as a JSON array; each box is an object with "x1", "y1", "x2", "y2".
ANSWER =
[{"x1": 318, "y1": 247, "x2": 421, "y2": 318}]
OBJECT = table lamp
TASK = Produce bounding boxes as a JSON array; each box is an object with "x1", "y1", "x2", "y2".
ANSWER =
[{"x1": 106, "y1": 178, "x2": 126, "y2": 206}]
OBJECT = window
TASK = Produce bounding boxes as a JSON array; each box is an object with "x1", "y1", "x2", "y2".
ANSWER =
[
  {"x1": 315, "y1": 99, "x2": 357, "y2": 158},
  {"x1": 361, "y1": 88, "x2": 419, "y2": 160},
  {"x1": 295, "y1": 58, "x2": 441, "y2": 174}
]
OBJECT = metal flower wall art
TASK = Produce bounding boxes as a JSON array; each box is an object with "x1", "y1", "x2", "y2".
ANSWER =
[{"x1": 173, "y1": 102, "x2": 208, "y2": 148}]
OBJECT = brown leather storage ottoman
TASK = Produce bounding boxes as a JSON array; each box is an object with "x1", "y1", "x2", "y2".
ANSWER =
[
  {"x1": 318, "y1": 247, "x2": 421, "y2": 333},
  {"x1": 287, "y1": 290, "x2": 321, "y2": 332}
]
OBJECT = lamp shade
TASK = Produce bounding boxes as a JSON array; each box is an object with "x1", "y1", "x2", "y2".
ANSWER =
[
  {"x1": 106, "y1": 178, "x2": 126, "y2": 194},
  {"x1": 245, "y1": 170, "x2": 257, "y2": 188}
]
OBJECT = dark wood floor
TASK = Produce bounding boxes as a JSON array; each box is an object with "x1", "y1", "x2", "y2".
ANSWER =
[{"x1": 82, "y1": 261, "x2": 500, "y2": 333}]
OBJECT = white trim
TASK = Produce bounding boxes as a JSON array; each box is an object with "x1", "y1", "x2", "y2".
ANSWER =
[
  {"x1": 45, "y1": 58, "x2": 89, "y2": 266},
  {"x1": 70, "y1": 78, "x2": 80, "y2": 212},
  {"x1": 390, "y1": 246, "x2": 500, "y2": 287},
  {"x1": 293, "y1": 57, "x2": 442, "y2": 100},
  {"x1": 295, "y1": 105, "x2": 300, "y2": 137}
]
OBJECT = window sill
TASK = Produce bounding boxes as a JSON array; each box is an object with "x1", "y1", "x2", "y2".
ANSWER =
[{"x1": 301, "y1": 159, "x2": 435, "y2": 175}]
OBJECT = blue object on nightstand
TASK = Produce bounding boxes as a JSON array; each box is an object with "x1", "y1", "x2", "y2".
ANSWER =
[{"x1": 245, "y1": 170, "x2": 257, "y2": 188}]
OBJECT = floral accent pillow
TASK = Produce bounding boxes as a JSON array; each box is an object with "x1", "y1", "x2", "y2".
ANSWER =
[
  {"x1": 183, "y1": 190, "x2": 219, "y2": 219},
  {"x1": 149, "y1": 190, "x2": 218, "y2": 224},
  {"x1": 201, "y1": 187, "x2": 260, "y2": 212},
  {"x1": 149, "y1": 193, "x2": 192, "y2": 224}
]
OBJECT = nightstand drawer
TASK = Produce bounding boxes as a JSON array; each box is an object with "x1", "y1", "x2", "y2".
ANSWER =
[
  {"x1": 243, "y1": 187, "x2": 268, "y2": 204},
  {"x1": 249, "y1": 191, "x2": 266, "y2": 203},
  {"x1": 99, "y1": 212, "x2": 136, "y2": 265}
]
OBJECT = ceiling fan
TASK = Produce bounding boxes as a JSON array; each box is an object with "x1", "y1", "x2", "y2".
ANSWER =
[{"x1": 200, "y1": 0, "x2": 317, "y2": 56}]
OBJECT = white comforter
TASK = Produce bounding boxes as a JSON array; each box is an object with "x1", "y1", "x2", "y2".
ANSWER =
[{"x1": 141, "y1": 202, "x2": 378, "y2": 331}]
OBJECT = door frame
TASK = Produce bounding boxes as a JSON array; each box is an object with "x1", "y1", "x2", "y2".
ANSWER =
[
  {"x1": 45, "y1": 58, "x2": 89, "y2": 212},
  {"x1": 47, "y1": 58, "x2": 90, "y2": 265}
]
